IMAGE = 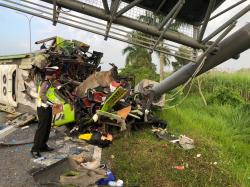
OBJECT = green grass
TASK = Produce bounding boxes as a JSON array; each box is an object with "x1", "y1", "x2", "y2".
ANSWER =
[
  {"x1": 194, "y1": 71, "x2": 250, "y2": 101},
  {"x1": 159, "y1": 96, "x2": 250, "y2": 186}
]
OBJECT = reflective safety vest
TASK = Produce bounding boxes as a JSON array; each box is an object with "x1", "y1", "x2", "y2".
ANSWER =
[{"x1": 37, "y1": 80, "x2": 63, "y2": 107}]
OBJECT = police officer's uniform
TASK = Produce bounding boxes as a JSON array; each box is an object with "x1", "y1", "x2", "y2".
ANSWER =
[{"x1": 31, "y1": 66, "x2": 59, "y2": 158}]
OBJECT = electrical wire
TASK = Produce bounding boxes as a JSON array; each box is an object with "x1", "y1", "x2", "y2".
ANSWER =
[{"x1": 163, "y1": 56, "x2": 206, "y2": 110}]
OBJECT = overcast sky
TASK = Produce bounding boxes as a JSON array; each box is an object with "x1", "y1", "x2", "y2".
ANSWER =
[{"x1": 0, "y1": 0, "x2": 250, "y2": 72}]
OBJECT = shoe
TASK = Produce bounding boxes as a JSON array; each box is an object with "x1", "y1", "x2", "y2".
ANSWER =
[
  {"x1": 40, "y1": 146, "x2": 54, "y2": 152},
  {"x1": 31, "y1": 150, "x2": 42, "y2": 159}
]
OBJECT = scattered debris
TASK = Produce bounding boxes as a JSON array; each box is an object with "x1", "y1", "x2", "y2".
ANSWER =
[
  {"x1": 60, "y1": 168, "x2": 105, "y2": 187},
  {"x1": 70, "y1": 153, "x2": 86, "y2": 164},
  {"x1": 21, "y1": 126, "x2": 29, "y2": 130},
  {"x1": 179, "y1": 135, "x2": 195, "y2": 150},
  {"x1": 33, "y1": 157, "x2": 46, "y2": 164},
  {"x1": 0, "y1": 104, "x2": 16, "y2": 114},
  {"x1": 170, "y1": 135, "x2": 195, "y2": 150},
  {"x1": 81, "y1": 159, "x2": 100, "y2": 170},
  {"x1": 196, "y1": 154, "x2": 201, "y2": 158},
  {"x1": 79, "y1": 131, "x2": 113, "y2": 148},
  {"x1": 152, "y1": 128, "x2": 176, "y2": 141},
  {"x1": 5, "y1": 113, "x2": 36, "y2": 127},
  {"x1": 152, "y1": 128, "x2": 194, "y2": 150},
  {"x1": 97, "y1": 169, "x2": 116, "y2": 185},
  {"x1": 173, "y1": 165, "x2": 185, "y2": 170},
  {"x1": 108, "y1": 179, "x2": 124, "y2": 187}
]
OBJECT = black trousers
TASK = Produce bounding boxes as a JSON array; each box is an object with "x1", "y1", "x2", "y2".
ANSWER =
[{"x1": 32, "y1": 106, "x2": 52, "y2": 152}]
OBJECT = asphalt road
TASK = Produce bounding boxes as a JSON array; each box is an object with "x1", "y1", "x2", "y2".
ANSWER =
[{"x1": 0, "y1": 121, "x2": 39, "y2": 187}]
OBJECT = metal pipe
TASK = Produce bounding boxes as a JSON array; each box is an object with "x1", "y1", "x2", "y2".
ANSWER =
[
  {"x1": 151, "y1": 1, "x2": 184, "y2": 52},
  {"x1": 102, "y1": 0, "x2": 110, "y2": 14},
  {"x1": 209, "y1": 0, "x2": 247, "y2": 22},
  {"x1": 40, "y1": 0, "x2": 205, "y2": 49},
  {"x1": 104, "y1": 0, "x2": 120, "y2": 40},
  {"x1": 192, "y1": 26, "x2": 199, "y2": 61},
  {"x1": 203, "y1": 3, "x2": 250, "y2": 43},
  {"x1": 35, "y1": 36, "x2": 56, "y2": 44},
  {"x1": 116, "y1": 0, "x2": 143, "y2": 17},
  {"x1": 158, "y1": 0, "x2": 184, "y2": 30},
  {"x1": 52, "y1": 0, "x2": 56, "y2": 25},
  {"x1": 152, "y1": 22, "x2": 250, "y2": 97},
  {"x1": 156, "y1": 0, "x2": 167, "y2": 13},
  {"x1": 198, "y1": 0, "x2": 216, "y2": 41}
]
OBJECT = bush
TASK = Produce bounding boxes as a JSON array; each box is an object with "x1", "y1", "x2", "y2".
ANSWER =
[{"x1": 208, "y1": 87, "x2": 245, "y2": 106}]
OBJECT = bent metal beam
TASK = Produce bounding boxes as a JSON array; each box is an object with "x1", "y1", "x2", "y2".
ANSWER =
[
  {"x1": 152, "y1": 23, "x2": 250, "y2": 97},
  {"x1": 40, "y1": 0, "x2": 205, "y2": 49}
]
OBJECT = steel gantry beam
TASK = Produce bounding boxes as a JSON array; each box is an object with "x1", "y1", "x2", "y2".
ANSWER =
[
  {"x1": 156, "y1": 0, "x2": 167, "y2": 14},
  {"x1": 40, "y1": 0, "x2": 205, "y2": 49},
  {"x1": 102, "y1": 0, "x2": 110, "y2": 14},
  {"x1": 52, "y1": 0, "x2": 61, "y2": 26},
  {"x1": 104, "y1": 0, "x2": 120, "y2": 40},
  {"x1": 116, "y1": 0, "x2": 144, "y2": 17},
  {"x1": 105, "y1": 0, "x2": 145, "y2": 40},
  {"x1": 203, "y1": 3, "x2": 250, "y2": 43},
  {"x1": 151, "y1": 0, "x2": 185, "y2": 52},
  {"x1": 158, "y1": 0, "x2": 184, "y2": 30},
  {"x1": 198, "y1": 0, "x2": 216, "y2": 42},
  {"x1": 209, "y1": 0, "x2": 247, "y2": 22}
]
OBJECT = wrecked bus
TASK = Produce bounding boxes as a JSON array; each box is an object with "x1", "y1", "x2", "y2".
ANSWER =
[{"x1": 0, "y1": 37, "x2": 103, "y2": 124}]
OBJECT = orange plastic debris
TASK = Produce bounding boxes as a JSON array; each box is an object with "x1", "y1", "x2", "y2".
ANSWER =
[
  {"x1": 174, "y1": 166, "x2": 185, "y2": 170},
  {"x1": 117, "y1": 105, "x2": 132, "y2": 119}
]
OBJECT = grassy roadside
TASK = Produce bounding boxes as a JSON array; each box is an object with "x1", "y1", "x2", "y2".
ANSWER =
[
  {"x1": 160, "y1": 96, "x2": 250, "y2": 186},
  {"x1": 102, "y1": 95, "x2": 249, "y2": 187}
]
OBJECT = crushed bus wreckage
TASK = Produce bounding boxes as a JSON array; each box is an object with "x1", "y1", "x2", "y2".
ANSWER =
[{"x1": 0, "y1": 36, "x2": 166, "y2": 145}]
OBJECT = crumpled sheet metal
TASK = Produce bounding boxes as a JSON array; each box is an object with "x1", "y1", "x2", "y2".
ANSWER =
[
  {"x1": 179, "y1": 135, "x2": 195, "y2": 150},
  {"x1": 59, "y1": 169, "x2": 105, "y2": 187},
  {"x1": 18, "y1": 53, "x2": 49, "y2": 70},
  {"x1": 135, "y1": 79, "x2": 165, "y2": 107},
  {"x1": 33, "y1": 140, "x2": 95, "y2": 166},
  {"x1": 59, "y1": 146, "x2": 103, "y2": 187},
  {"x1": 31, "y1": 53, "x2": 50, "y2": 69},
  {"x1": 75, "y1": 70, "x2": 115, "y2": 98}
]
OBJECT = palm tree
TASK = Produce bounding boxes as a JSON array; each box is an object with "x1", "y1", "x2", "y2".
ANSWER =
[
  {"x1": 136, "y1": 11, "x2": 188, "y2": 81},
  {"x1": 122, "y1": 45, "x2": 155, "y2": 70}
]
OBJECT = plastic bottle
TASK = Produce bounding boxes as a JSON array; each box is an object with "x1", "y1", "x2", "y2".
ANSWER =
[
  {"x1": 108, "y1": 179, "x2": 124, "y2": 187},
  {"x1": 96, "y1": 169, "x2": 116, "y2": 185}
]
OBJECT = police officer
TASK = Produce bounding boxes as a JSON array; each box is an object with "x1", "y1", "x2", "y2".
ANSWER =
[{"x1": 31, "y1": 66, "x2": 60, "y2": 158}]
